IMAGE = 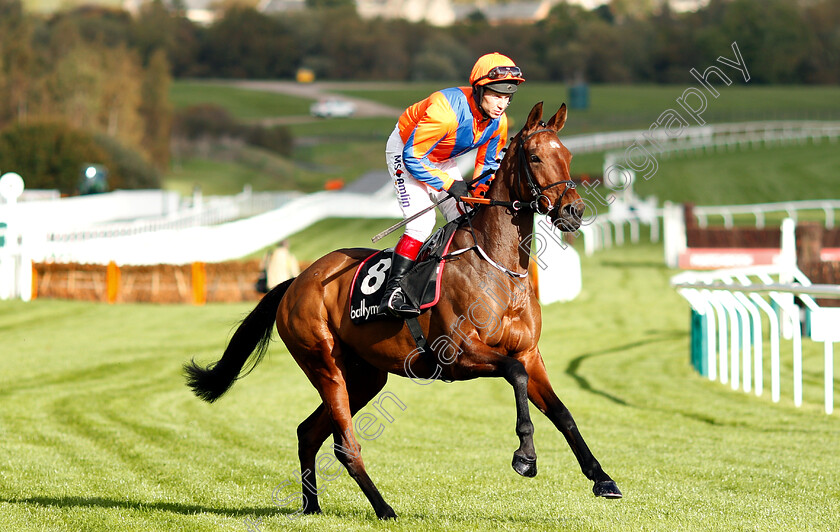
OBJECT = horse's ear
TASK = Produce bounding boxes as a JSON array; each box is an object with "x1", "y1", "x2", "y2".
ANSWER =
[
  {"x1": 525, "y1": 102, "x2": 544, "y2": 130},
  {"x1": 548, "y1": 103, "x2": 567, "y2": 132}
]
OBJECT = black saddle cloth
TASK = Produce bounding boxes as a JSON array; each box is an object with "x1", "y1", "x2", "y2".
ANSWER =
[{"x1": 349, "y1": 221, "x2": 461, "y2": 325}]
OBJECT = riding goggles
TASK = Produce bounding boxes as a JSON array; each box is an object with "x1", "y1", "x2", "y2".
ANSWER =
[
  {"x1": 486, "y1": 66, "x2": 523, "y2": 79},
  {"x1": 475, "y1": 66, "x2": 524, "y2": 85}
]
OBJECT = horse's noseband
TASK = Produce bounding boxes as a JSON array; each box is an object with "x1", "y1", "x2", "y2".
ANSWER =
[{"x1": 517, "y1": 128, "x2": 576, "y2": 216}]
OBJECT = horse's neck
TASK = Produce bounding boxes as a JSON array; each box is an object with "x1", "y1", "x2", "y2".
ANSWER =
[{"x1": 463, "y1": 164, "x2": 534, "y2": 276}]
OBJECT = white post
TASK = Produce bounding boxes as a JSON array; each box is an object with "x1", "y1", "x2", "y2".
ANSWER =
[
  {"x1": 750, "y1": 293, "x2": 780, "y2": 403},
  {"x1": 708, "y1": 294, "x2": 729, "y2": 385},
  {"x1": 613, "y1": 221, "x2": 624, "y2": 246},
  {"x1": 793, "y1": 313, "x2": 803, "y2": 407},
  {"x1": 580, "y1": 225, "x2": 595, "y2": 256},
  {"x1": 771, "y1": 291, "x2": 803, "y2": 407},
  {"x1": 0, "y1": 172, "x2": 25, "y2": 301},
  {"x1": 727, "y1": 298, "x2": 740, "y2": 391},
  {"x1": 650, "y1": 213, "x2": 660, "y2": 243},
  {"x1": 740, "y1": 293, "x2": 764, "y2": 397},
  {"x1": 722, "y1": 291, "x2": 748, "y2": 392},
  {"x1": 18, "y1": 248, "x2": 31, "y2": 302},
  {"x1": 779, "y1": 218, "x2": 797, "y2": 340},
  {"x1": 663, "y1": 201, "x2": 686, "y2": 268},
  {"x1": 703, "y1": 291, "x2": 717, "y2": 381},
  {"x1": 734, "y1": 292, "x2": 762, "y2": 394},
  {"x1": 827, "y1": 342, "x2": 834, "y2": 415}
]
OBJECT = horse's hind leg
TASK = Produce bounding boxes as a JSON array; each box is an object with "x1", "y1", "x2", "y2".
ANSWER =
[
  {"x1": 292, "y1": 343, "x2": 396, "y2": 519},
  {"x1": 295, "y1": 404, "x2": 329, "y2": 515},
  {"x1": 522, "y1": 352, "x2": 622, "y2": 498},
  {"x1": 295, "y1": 355, "x2": 389, "y2": 515}
]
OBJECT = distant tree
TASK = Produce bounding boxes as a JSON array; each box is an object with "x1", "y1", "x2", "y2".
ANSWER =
[
  {"x1": 465, "y1": 9, "x2": 487, "y2": 24},
  {"x1": 47, "y1": 44, "x2": 105, "y2": 130},
  {"x1": 648, "y1": 4, "x2": 694, "y2": 82},
  {"x1": 172, "y1": 104, "x2": 241, "y2": 140},
  {"x1": 0, "y1": 0, "x2": 34, "y2": 126},
  {"x1": 140, "y1": 49, "x2": 172, "y2": 169},
  {"x1": 306, "y1": 0, "x2": 354, "y2": 8},
  {"x1": 0, "y1": 121, "x2": 111, "y2": 194},
  {"x1": 41, "y1": 15, "x2": 83, "y2": 65},
  {"x1": 801, "y1": 0, "x2": 840, "y2": 83},
  {"x1": 314, "y1": 8, "x2": 397, "y2": 79},
  {"x1": 98, "y1": 45, "x2": 144, "y2": 149},
  {"x1": 56, "y1": 6, "x2": 133, "y2": 49},
  {"x1": 131, "y1": 0, "x2": 176, "y2": 65},
  {"x1": 411, "y1": 33, "x2": 471, "y2": 81},
  {"x1": 202, "y1": 7, "x2": 298, "y2": 77},
  {"x1": 717, "y1": 0, "x2": 813, "y2": 83},
  {"x1": 94, "y1": 132, "x2": 162, "y2": 190},
  {"x1": 609, "y1": 0, "x2": 658, "y2": 20},
  {"x1": 573, "y1": 18, "x2": 634, "y2": 82},
  {"x1": 168, "y1": 17, "x2": 203, "y2": 77}
]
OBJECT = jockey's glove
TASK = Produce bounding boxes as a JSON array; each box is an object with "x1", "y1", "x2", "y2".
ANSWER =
[{"x1": 445, "y1": 180, "x2": 470, "y2": 201}]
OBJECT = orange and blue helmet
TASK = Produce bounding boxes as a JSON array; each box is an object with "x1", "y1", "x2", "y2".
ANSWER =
[{"x1": 470, "y1": 52, "x2": 525, "y2": 95}]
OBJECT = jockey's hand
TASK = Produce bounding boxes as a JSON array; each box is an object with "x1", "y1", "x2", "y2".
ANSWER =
[{"x1": 445, "y1": 180, "x2": 469, "y2": 201}]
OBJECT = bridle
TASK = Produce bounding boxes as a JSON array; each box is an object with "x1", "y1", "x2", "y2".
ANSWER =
[
  {"x1": 468, "y1": 125, "x2": 576, "y2": 216},
  {"x1": 451, "y1": 125, "x2": 578, "y2": 279},
  {"x1": 514, "y1": 127, "x2": 577, "y2": 216}
]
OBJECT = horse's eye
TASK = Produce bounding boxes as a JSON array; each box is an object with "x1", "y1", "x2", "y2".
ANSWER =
[{"x1": 529, "y1": 154, "x2": 541, "y2": 163}]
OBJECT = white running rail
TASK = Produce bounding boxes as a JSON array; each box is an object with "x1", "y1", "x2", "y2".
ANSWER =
[
  {"x1": 672, "y1": 265, "x2": 840, "y2": 414},
  {"x1": 568, "y1": 120, "x2": 840, "y2": 155}
]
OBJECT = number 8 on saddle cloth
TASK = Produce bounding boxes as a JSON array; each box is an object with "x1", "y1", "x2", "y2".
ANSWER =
[{"x1": 348, "y1": 221, "x2": 460, "y2": 325}]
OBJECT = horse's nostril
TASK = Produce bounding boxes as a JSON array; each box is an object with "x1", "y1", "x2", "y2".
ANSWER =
[{"x1": 562, "y1": 203, "x2": 583, "y2": 219}]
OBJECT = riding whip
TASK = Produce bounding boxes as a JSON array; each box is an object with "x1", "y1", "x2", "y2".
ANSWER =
[
  {"x1": 371, "y1": 170, "x2": 497, "y2": 243},
  {"x1": 371, "y1": 195, "x2": 470, "y2": 243}
]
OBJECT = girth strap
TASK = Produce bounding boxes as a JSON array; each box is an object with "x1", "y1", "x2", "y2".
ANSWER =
[
  {"x1": 404, "y1": 317, "x2": 453, "y2": 383},
  {"x1": 405, "y1": 317, "x2": 431, "y2": 355}
]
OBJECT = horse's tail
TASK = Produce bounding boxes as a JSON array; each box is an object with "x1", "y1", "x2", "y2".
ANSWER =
[{"x1": 183, "y1": 277, "x2": 295, "y2": 403}]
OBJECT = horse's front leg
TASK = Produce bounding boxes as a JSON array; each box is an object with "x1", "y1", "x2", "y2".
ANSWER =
[
  {"x1": 452, "y1": 348, "x2": 538, "y2": 478},
  {"x1": 520, "y1": 350, "x2": 622, "y2": 498}
]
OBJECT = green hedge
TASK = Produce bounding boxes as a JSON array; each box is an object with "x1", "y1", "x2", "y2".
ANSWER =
[
  {"x1": 0, "y1": 122, "x2": 110, "y2": 195},
  {"x1": 173, "y1": 104, "x2": 293, "y2": 157},
  {"x1": 0, "y1": 121, "x2": 161, "y2": 194}
]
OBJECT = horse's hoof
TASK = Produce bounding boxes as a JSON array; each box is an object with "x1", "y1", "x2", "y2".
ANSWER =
[
  {"x1": 511, "y1": 454, "x2": 537, "y2": 478},
  {"x1": 377, "y1": 506, "x2": 398, "y2": 520},
  {"x1": 302, "y1": 505, "x2": 322, "y2": 515},
  {"x1": 593, "y1": 480, "x2": 622, "y2": 499}
]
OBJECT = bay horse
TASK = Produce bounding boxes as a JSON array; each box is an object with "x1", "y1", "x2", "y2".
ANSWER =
[{"x1": 184, "y1": 102, "x2": 622, "y2": 520}]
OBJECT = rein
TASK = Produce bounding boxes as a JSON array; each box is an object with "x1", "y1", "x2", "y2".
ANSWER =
[{"x1": 447, "y1": 125, "x2": 577, "y2": 278}]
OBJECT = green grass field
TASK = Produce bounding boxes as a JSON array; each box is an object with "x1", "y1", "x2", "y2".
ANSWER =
[
  {"x1": 170, "y1": 82, "x2": 314, "y2": 120},
  {"x1": 173, "y1": 81, "x2": 840, "y2": 134},
  {"x1": 328, "y1": 82, "x2": 840, "y2": 133},
  {"x1": 1, "y1": 230, "x2": 838, "y2": 531},
  {"x1": 166, "y1": 141, "x2": 385, "y2": 196}
]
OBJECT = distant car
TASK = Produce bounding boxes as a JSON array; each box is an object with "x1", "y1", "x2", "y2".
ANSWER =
[{"x1": 310, "y1": 98, "x2": 356, "y2": 118}]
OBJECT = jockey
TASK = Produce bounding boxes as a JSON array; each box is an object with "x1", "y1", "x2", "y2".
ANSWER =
[{"x1": 380, "y1": 52, "x2": 525, "y2": 318}]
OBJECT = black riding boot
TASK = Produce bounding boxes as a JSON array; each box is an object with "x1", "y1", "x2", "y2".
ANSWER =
[{"x1": 380, "y1": 254, "x2": 420, "y2": 318}]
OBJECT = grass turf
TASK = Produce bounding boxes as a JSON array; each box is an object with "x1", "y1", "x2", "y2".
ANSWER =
[
  {"x1": 1, "y1": 237, "x2": 838, "y2": 531},
  {"x1": 170, "y1": 82, "x2": 314, "y2": 120},
  {"x1": 319, "y1": 83, "x2": 840, "y2": 135}
]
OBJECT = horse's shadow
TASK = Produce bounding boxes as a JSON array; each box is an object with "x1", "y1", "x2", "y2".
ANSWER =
[
  {"x1": 563, "y1": 331, "x2": 685, "y2": 406},
  {"x1": 2, "y1": 495, "x2": 287, "y2": 518}
]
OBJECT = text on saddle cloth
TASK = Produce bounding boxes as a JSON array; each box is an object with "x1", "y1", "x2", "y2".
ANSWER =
[{"x1": 348, "y1": 223, "x2": 460, "y2": 325}]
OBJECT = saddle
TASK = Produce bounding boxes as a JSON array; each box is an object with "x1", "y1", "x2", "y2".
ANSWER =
[{"x1": 349, "y1": 220, "x2": 461, "y2": 325}]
